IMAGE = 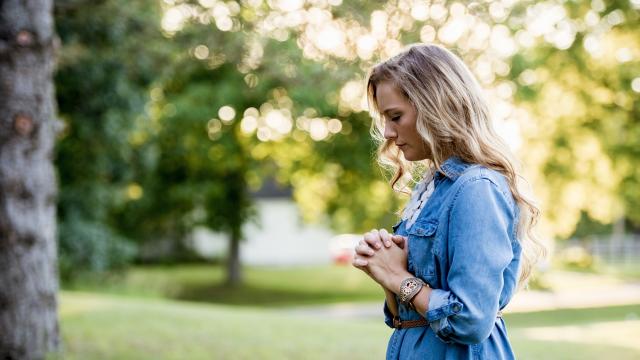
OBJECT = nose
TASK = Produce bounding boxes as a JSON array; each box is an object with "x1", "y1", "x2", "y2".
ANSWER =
[{"x1": 383, "y1": 120, "x2": 396, "y2": 140}]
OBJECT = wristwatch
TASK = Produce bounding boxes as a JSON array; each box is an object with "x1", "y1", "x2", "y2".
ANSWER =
[{"x1": 399, "y1": 277, "x2": 428, "y2": 310}]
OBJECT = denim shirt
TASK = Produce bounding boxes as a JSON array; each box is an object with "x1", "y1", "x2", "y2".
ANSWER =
[{"x1": 383, "y1": 157, "x2": 521, "y2": 360}]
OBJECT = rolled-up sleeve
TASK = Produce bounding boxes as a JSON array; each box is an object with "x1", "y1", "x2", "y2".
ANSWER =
[{"x1": 425, "y1": 178, "x2": 514, "y2": 344}]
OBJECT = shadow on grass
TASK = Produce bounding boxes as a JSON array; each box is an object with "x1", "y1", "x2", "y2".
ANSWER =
[{"x1": 174, "y1": 283, "x2": 377, "y2": 307}]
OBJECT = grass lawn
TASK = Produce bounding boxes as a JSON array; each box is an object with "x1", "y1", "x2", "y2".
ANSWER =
[
  {"x1": 598, "y1": 262, "x2": 640, "y2": 280},
  {"x1": 63, "y1": 262, "x2": 640, "y2": 308},
  {"x1": 63, "y1": 264, "x2": 384, "y2": 306},
  {"x1": 57, "y1": 292, "x2": 391, "y2": 360},
  {"x1": 57, "y1": 292, "x2": 640, "y2": 360}
]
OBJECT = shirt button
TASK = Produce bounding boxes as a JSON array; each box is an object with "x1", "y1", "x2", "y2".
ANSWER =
[{"x1": 452, "y1": 303, "x2": 462, "y2": 312}]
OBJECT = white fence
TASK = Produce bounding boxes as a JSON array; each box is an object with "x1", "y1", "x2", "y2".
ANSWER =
[{"x1": 562, "y1": 235, "x2": 640, "y2": 264}]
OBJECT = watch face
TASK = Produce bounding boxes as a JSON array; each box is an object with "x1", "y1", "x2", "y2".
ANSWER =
[
  {"x1": 400, "y1": 278, "x2": 423, "y2": 303},
  {"x1": 404, "y1": 280, "x2": 418, "y2": 293}
]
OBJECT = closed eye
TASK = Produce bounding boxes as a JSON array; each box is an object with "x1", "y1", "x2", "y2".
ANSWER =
[{"x1": 391, "y1": 115, "x2": 401, "y2": 122}]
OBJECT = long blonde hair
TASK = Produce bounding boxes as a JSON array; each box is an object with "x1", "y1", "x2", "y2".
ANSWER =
[{"x1": 366, "y1": 43, "x2": 545, "y2": 287}]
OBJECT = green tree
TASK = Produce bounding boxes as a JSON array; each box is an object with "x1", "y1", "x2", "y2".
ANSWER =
[
  {"x1": 55, "y1": 0, "x2": 640, "y2": 286},
  {"x1": 505, "y1": 0, "x2": 639, "y2": 238},
  {"x1": 54, "y1": 0, "x2": 168, "y2": 276}
]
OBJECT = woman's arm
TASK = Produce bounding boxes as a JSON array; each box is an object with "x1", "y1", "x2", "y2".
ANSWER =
[
  {"x1": 353, "y1": 229, "x2": 410, "y2": 323},
  {"x1": 389, "y1": 278, "x2": 431, "y2": 315},
  {"x1": 425, "y1": 177, "x2": 515, "y2": 344},
  {"x1": 383, "y1": 287, "x2": 399, "y2": 317},
  {"x1": 353, "y1": 225, "x2": 439, "y2": 323},
  {"x1": 380, "y1": 265, "x2": 432, "y2": 316}
]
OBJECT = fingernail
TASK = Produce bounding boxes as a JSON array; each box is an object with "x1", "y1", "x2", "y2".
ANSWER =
[
  {"x1": 376, "y1": 243, "x2": 382, "y2": 249},
  {"x1": 385, "y1": 241, "x2": 391, "y2": 247}
]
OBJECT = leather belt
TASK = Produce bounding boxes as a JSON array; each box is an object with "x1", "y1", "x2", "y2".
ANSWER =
[
  {"x1": 393, "y1": 310, "x2": 504, "y2": 329},
  {"x1": 392, "y1": 317, "x2": 429, "y2": 329}
]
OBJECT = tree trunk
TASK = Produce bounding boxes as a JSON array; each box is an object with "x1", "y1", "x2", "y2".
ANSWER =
[
  {"x1": 226, "y1": 227, "x2": 242, "y2": 286},
  {"x1": 0, "y1": 0, "x2": 60, "y2": 359}
]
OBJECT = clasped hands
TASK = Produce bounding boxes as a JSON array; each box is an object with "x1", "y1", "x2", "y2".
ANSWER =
[{"x1": 351, "y1": 228, "x2": 412, "y2": 294}]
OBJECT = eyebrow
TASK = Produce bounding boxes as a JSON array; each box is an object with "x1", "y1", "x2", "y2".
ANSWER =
[{"x1": 381, "y1": 107, "x2": 402, "y2": 114}]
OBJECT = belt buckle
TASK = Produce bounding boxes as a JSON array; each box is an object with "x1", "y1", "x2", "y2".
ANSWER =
[{"x1": 393, "y1": 317, "x2": 403, "y2": 329}]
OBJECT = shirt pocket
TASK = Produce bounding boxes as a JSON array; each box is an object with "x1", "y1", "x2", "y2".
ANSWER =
[{"x1": 407, "y1": 219, "x2": 439, "y2": 282}]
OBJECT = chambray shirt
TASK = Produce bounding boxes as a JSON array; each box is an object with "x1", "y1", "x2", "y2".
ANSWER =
[{"x1": 384, "y1": 157, "x2": 521, "y2": 360}]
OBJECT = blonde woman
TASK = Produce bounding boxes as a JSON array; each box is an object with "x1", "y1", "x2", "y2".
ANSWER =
[{"x1": 352, "y1": 44, "x2": 544, "y2": 359}]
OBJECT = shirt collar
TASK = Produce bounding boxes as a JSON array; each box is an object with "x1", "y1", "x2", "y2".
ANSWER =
[{"x1": 436, "y1": 156, "x2": 470, "y2": 181}]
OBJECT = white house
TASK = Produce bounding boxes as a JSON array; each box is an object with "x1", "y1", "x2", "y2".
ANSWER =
[{"x1": 191, "y1": 181, "x2": 346, "y2": 266}]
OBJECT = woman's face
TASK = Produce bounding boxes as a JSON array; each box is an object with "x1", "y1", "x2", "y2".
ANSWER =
[{"x1": 376, "y1": 81, "x2": 430, "y2": 161}]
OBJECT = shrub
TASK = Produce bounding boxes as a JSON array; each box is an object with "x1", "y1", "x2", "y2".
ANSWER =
[{"x1": 58, "y1": 217, "x2": 137, "y2": 279}]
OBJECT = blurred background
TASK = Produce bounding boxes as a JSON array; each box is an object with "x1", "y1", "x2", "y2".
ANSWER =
[{"x1": 50, "y1": 0, "x2": 639, "y2": 358}]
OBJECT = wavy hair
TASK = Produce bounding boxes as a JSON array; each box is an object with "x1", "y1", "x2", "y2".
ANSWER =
[{"x1": 366, "y1": 43, "x2": 545, "y2": 287}]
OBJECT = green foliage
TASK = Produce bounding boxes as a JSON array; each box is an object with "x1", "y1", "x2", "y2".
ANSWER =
[
  {"x1": 570, "y1": 211, "x2": 614, "y2": 239},
  {"x1": 54, "y1": 0, "x2": 167, "y2": 274},
  {"x1": 54, "y1": 0, "x2": 640, "y2": 281},
  {"x1": 507, "y1": 1, "x2": 640, "y2": 236},
  {"x1": 133, "y1": 61, "x2": 256, "y2": 240},
  {"x1": 58, "y1": 217, "x2": 136, "y2": 280},
  {"x1": 556, "y1": 245, "x2": 596, "y2": 272}
]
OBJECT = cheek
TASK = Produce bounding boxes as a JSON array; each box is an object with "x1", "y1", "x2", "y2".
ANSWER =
[{"x1": 409, "y1": 129, "x2": 424, "y2": 146}]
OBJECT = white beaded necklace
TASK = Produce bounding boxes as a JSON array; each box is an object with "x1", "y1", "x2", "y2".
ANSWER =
[{"x1": 401, "y1": 170, "x2": 436, "y2": 231}]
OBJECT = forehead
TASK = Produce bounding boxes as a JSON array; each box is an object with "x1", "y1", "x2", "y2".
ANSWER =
[{"x1": 375, "y1": 81, "x2": 408, "y2": 113}]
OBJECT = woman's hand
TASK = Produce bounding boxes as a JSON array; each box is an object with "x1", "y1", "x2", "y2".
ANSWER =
[
  {"x1": 364, "y1": 237, "x2": 411, "y2": 291},
  {"x1": 352, "y1": 229, "x2": 409, "y2": 290},
  {"x1": 352, "y1": 229, "x2": 405, "y2": 267}
]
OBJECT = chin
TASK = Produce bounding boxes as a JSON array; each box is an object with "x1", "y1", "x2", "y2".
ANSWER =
[
  {"x1": 402, "y1": 150, "x2": 428, "y2": 162},
  {"x1": 401, "y1": 151, "x2": 418, "y2": 161}
]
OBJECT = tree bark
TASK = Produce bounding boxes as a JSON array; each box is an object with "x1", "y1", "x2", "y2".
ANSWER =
[
  {"x1": 0, "y1": 0, "x2": 60, "y2": 359},
  {"x1": 226, "y1": 227, "x2": 242, "y2": 286}
]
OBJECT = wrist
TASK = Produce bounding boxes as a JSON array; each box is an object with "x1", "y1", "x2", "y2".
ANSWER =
[{"x1": 386, "y1": 271, "x2": 413, "y2": 295}]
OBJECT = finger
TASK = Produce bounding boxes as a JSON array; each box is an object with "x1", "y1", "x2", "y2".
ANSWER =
[
  {"x1": 370, "y1": 229, "x2": 380, "y2": 243},
  {"x1": 352, "y1": 256, "x2": 368, "y2": 267},
  {"x1": 371, "y1": 229, "x2": 390, "y2": 248},
  {"x1": 363, "y1": 231, "x2": 382, "y2": 249},
  {"x1": 391, "y1": 235, "x2": 407, "y2": 249},
  {"x1": 355, "y1": 244, "x2": 375, "y2": 256},
  {"x1": 379, "y1": 229, "x2": 393, "y2": 248},
  {"x1": 358, "y1": 239, "x2": 375, "y2": 251}
]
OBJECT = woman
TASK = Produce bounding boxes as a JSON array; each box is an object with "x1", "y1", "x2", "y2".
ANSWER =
[{"x1": 352, "y1": 44, "x2": 545, "y2": 359}]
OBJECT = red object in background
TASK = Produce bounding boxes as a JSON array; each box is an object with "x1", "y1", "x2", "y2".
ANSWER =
[{"x1": 329, "y1": 234, "x2": 361, "y2": 265}]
